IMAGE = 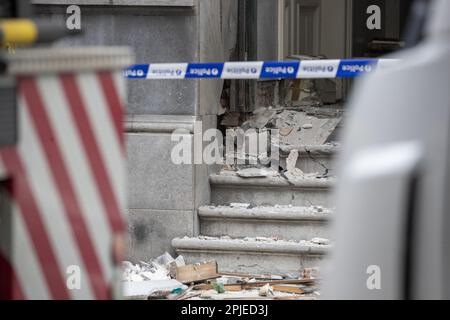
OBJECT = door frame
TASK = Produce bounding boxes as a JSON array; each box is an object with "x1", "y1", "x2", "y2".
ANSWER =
[{"x1": 277, "y1": 0, "x2": 353, "y2": 60}]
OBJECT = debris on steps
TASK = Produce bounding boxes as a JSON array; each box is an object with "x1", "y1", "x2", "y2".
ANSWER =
[
  {"x1": 215, "y1": 169, "x2": 335, "y2": 183},
  {"x1": 190, "y1": 266, "x2": 322, "y2": 300},
  {"x1": 230, "y1": 105, "x2": 343, "y2": 146},
  {"x1": 274, "y1": 108, "x2": 342, "y2": 146},
  {"x1": 279, "y1": 143, "x2": 339, "y2": 176},
  {"x1": 122, "y1": 252, "x2": 321, "y2": 300},
  {"x1": 168, "y1": 100, "x2": 340, "y2": 300},
  {"x1": 122, "y1": 251, "x2": 184, "y2": 282},
  {"x1": 220, "y1": 103, "x2": 342, "y2": 173},
  {"x1": 172, "y1": 236, "x2": 330, "y2": 276},
  {"x1": 199, "y1": 204, "x2": 331, "y2": 218},
  {"x1": 122, "y1": 252, "x2": 187, "y2": 300},
  {"x1": 198, "y1": 204, "x2": 331, "y2": 241},
  {"x1": 241, "y1": 107, "x2": 278, "y2": 130},
  {"x1": 210, "y1": 173, "x2": 335, "y2": 207},
  {"x1": 221, "y1": 142, "x2": 339, "y2": 181},
  {"x1": 283, "y1": 149, "x2": 307, "y2": 180},
  {"x1": 235, "y1": 167, "x2": 279, "y2": 178}
]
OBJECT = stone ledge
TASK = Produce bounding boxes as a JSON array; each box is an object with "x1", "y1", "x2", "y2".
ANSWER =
[
  {"x1": 125, "y1": 114, "x2": 195, "y2": 133},
  {"x1": 172, "y1": 237, "x2": 330, "y2": 255},
  {"x1": 198, "y1": 205, "x2": 331, "y2": 222},
  {"x1": 32, "y1": 0, "x2": 195, "y2": 7},
  {"x1": 210, "y1": 174, "x2": 335, "y2": 189}
]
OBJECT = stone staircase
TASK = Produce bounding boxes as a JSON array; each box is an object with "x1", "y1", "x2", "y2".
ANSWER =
[{"x1": 172, "y1": 144, "x2": 338, "y2": 276}]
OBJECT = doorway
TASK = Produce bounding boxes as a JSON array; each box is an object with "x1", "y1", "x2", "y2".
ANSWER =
[
  {"x1": 278, "y1": 0, "x2": 351, "y2": 60},
  {"x1": 277, "y1": 0, "x2": 413, "y2": 100}
]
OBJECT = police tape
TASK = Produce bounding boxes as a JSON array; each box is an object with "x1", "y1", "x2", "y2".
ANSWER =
[{"x1": 124, "y1": 59, "x2": 398, "y2": 79}]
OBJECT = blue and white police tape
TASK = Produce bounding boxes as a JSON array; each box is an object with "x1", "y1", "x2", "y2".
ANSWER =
[{"x1": 124, "y1": 59, "x2": 398, "y2": 80}]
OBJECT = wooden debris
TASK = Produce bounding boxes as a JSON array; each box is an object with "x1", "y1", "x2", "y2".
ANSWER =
[
  {"x1": 173, "y1": 260, "x2": 220, "y2": 284},
  {"x1": 124, "y1": 254, "x2": 320, "y2": 300},
  {"x1": 272, "y1": 284, "x2": 305, "y2": 294},
  {"x1": 193, "y1": 278, "x2": 316, "y2": 291},
  {"x1": 219, "y1": 272, "x2": 283, "y2": 280}
]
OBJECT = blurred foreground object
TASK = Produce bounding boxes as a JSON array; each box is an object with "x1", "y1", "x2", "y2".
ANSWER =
[
  {"x1": 0, "y1": 0, "x2": 78, "y2": 47},
  {"x1": 0, "y1": 19, "x2": 80, "y2": 47},
  {"x1": 0, "y1": 46, "x2": 133, "y2": 300},
  {"x1": 0, "y1": 0, "x2": 133, "y2": 300},
  {"x1": 323, "y1": 0, "x2": 450, "y2": 299}
]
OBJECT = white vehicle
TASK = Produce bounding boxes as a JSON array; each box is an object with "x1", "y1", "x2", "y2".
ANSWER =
[{"x1": 324, "y1": 0, "x2": 450, "y2": 299}]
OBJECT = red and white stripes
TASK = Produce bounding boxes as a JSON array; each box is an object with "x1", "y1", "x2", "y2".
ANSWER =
[{"x1": 0, "y1": 71, "x2": 126, "y2": 300}]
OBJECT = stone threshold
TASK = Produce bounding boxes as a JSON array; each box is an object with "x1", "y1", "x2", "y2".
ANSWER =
[
  {"x1": 172, "y1": 236, "x2": 330, "y2": 255},
  {"x1": 125, "y1": 114, "x2": 196, "y2": 133}
]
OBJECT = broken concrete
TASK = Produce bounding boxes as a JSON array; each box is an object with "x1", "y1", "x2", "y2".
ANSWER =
[
  {"x1": 122, "y1": 252, "x2": 184, "y2": 282},
  {"x1": 210, "y1": 173, "x2": 335, "y2": 207},
  {"x1": 241, "y1": 107, "x2": 278, "y2": 130},
  {"x1": 279, "y1": 143, "x2": 339, "y2": 176},
  {"x1": 236, "y1": 167, "x2": 279, "y2": 178},
  {"x1": 275, "y1": 109, "x2": 342, "y2": 146}
]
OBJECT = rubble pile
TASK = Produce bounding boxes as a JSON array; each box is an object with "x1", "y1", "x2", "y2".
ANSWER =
[
  {"x1": 219, "y1": 104, "x2": 342, "y2": 181},
  {"x1": 121, "y1": 252, "x2": 321, "y2": 300},
  {"x1": 122, "y1": 252, "x2": 184, "y2": 282},
  {"x1": 123, "y1": 86, "x2": 340, "y2": 300}
]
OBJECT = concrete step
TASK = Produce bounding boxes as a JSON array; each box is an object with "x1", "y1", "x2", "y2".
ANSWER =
[
  {"x1": 210, "y1": 174, "x2": 335, "y2": 207},
  {"x1": 172, "y1": 236, "x2": 330, "y2": 275},
  {"x1": 198, "y1": 205, "x2": 331, "y2": 241},
  {"x1": 279, "y1": 144, "x2": 339, "y2": 175}
]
